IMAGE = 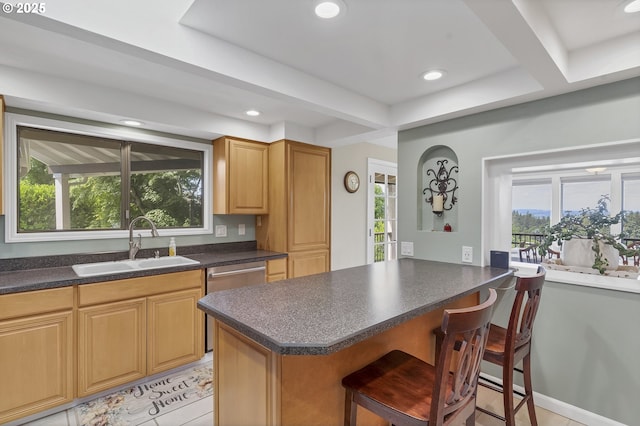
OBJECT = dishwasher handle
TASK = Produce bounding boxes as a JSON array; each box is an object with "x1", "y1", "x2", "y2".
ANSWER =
[{"x1": 208, "y1": 266, "x2": 266, "y2": 279}]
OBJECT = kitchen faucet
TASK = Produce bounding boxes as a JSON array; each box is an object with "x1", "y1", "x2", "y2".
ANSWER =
[{"x1": 129, "y1": 216, "x2": 159, "y2": 260}]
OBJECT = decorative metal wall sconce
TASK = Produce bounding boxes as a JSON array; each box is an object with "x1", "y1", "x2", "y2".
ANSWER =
[{"x1": 423, "y1": 159, "x2": 459, "y2": 216}]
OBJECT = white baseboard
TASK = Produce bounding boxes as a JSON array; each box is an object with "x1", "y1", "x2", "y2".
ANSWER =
[{"x1": 480, "y1": 373, "x2": 627, "y2": 426}]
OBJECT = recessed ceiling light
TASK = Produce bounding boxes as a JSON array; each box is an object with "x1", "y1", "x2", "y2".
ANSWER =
[
  {"x1": 245, "y1": 109, "x2": 261, "y2": 117},
  {"x1": 586, "y1": 167, "x2": 607, "y2": 174},
  {"x1": 624, "y1": 0, "x2": 640, "y2": 13},
  {"x1": 422, "y1": 70, "x2": 446, "y2": 81},
  {"x1": 120, "y1": 119, "x2": 143, "y2": 126},
  {"x1": 314, "y1": 0, "x2": 344, "y2": 19}
]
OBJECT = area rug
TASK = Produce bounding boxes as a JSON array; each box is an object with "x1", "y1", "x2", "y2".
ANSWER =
[{"x1": 74, "y1": 364, "x2": 213, "y2": 426}]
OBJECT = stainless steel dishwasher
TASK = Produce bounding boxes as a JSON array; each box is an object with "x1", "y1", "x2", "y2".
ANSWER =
[{"x1": 206, "y1": 261, "x2": 266, "y2": 351}]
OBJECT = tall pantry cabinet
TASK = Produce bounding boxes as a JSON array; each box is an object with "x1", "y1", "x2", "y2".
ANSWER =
[{"x1": 257, "y1": 140, "x2": 331, "y2": 278}]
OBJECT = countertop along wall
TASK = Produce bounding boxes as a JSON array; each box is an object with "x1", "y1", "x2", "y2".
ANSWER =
[{"x1": 397, "y1": 77, "x2": 640, "y2": 425}]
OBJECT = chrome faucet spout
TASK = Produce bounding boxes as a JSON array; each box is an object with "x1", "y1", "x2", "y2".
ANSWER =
[{"x1": 128, "y1": 216, "x2": 159, "y2": 260}]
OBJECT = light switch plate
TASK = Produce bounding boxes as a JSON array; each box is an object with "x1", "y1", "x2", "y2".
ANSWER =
[
  {"x1": 462, "y1": 246, "x2": 473, "y2": 263},
  {"x1": 215, "y1": 225, "x2": 227, "y2": 237},
  {"x1": 238, "y1": 224, "x2": 245, "y2": 235},
  {"x1": 400, "y1": 241, "x2": 414, "y2": 256}
]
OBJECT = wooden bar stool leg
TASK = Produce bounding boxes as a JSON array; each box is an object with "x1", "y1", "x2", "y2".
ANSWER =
[
  {"x1": 344, "y1": 390, "x2": 356, "y2": 426},
  {"x1": 523, "y1": 353, "x2": 539, "y2": 426},
  {"x1": 503, "y1": 362, "x2": 516, "y2": 426},
  {"x1": 466, "y1": 411, "x2": 475, "y2": 426}
]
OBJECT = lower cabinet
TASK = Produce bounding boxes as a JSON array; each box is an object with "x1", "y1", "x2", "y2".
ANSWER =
[
  {"x1": 1, "y1": 269, "x2": 204, "y2": 422},
  {"x1": 266, "y1": 258, "x2": 287, "y2": 282},
  {"x1": 78, "y1": 298, "x2": 147, "y2": 396},
  {"x1": 147, "y1": 288, "x2": 203, "y2": 375},
  {"x1": 0, "y1": 288, "x2": 74, "y2": 424},
  {"x1": 77, "y1": 270, "x2": 204, "y2": 397},
  {"x1": 287, "y1": 250, "x2": 330, "y2": 278}
]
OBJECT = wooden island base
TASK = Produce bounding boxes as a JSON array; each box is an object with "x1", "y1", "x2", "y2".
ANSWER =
[{"x1": 213, "y1": 293, "x2": 477, "y2": 426}]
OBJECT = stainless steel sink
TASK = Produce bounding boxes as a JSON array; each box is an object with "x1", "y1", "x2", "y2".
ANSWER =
[{"x1": 72, "y1": 256, "x2": 200, "y2": 277}]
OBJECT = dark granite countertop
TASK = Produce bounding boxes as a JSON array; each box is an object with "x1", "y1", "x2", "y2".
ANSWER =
[
  {"x1": 197, "y1": 258, "x2": 513, "y2": 356},
  {"x1": 0, "y1": 242, "x2": 286, "y2": 295}
]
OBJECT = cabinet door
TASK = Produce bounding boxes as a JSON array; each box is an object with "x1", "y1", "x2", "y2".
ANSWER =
[
  {"x1": 229, "y1": 139, "x2": 269, "y2": 214},
  {"x1": 287, "y1": 250, "x2": 330, "y2": 278},
  {"x1": 147, "y1": 288, "x2": 204, "y2": 375},
  {"x1": 288, "y1": 143, "x2": 330, "y2": 252},
  {"x1": 214, "y1": 137, "x2": 269, "y2": 214},
  {"x1": 0, "y1": 311, "x2": 73, "y2": 424},
  {"x1": 78, "y1": 298, "x2": 146, "y2": 397}
]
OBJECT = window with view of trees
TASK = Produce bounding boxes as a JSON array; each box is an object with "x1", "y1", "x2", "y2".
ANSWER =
[
  {"x1": 16, "y1": 125, "x2": 204, "y2": 235},
  {"x1": 511, "y1": 168, "x2": 640, "y2": 264},
  {"x1": 512, "y1": 181, "x2": 550, "y2": 235}
]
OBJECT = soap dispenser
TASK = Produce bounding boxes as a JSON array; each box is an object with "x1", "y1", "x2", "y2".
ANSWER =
[{"x1": 169, "y1": 237, "x2": 177, "y2": 256}]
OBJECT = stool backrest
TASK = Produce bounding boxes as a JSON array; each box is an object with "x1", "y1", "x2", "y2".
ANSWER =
[
  {"x1": 432, "y1": 288, "x2": 497, "y2": 424},
  {"x1": 509, "y1": 267, "x2": 546, "y2": 351}
]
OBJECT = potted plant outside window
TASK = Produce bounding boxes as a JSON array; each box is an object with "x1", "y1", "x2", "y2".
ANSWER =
[{"x1": 538, "y1": 196, "x2": 640, "y2": 275}]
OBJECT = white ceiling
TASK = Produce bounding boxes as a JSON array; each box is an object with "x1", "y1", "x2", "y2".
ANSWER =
[{"x1": 0, "y1": 0, "x2": 639, "y2": 148}]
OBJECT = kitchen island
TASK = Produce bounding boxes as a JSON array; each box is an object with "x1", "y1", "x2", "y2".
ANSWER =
[{"x1": 197, "y1": 258, "x2": 512, "y2": 426}]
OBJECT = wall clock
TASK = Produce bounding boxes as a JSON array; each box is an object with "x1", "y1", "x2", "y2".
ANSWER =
[{"x1": 344, "y1": 171, "x2": 360, "y2": 193}]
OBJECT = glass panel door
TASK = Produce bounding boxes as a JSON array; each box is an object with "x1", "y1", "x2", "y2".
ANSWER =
[{"x1": 368, "y1": 159, "x2": 397, "y2": 263}]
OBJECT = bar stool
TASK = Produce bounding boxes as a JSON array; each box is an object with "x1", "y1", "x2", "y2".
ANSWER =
[
  {"x1": 477, "y1": 267, "x2": 546, "y2": 426},
  {"x1": 341, "y1": 289, "x2": 497, "y2": 426}
]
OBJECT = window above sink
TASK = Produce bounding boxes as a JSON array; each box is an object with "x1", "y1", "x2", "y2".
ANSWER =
[{"x1": 4, "y1": 113, "x2": 213, "y2": 243}]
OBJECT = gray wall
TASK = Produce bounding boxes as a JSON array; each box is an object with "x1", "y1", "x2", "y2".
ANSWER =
[
  {"x1": 0, "y1": 215, "x2": 255, "y2": 259},
  {"x1": 331, "y1": 142, "x2": 397, "y2": 271},
  {"x1": 397, "y1": 77, "x2": 640, "y2": 424}
]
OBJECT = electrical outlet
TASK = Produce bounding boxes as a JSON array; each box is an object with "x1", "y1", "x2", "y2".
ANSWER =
[
  {"x1": 400, "y1": 241, "x2": 414, "y2": 256},
  {"x1": 238, "y1": 223, "x2": 245, "y2": 235},
  {"x1": 462, "y1": 246, "x2": 473, "y2": 263},
  {"x1": 215, "y1": 225, "x2": 227, "y2": 237}
]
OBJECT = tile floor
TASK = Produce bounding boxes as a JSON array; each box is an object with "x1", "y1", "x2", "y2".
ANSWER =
[{"x1": 22, "y1": 387, "x2": 583, "y2": 426}]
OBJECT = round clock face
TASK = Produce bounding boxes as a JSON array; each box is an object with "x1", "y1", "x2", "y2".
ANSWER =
[{"x1": 344, "y1": 171, "x2": 360, "y2": 193}]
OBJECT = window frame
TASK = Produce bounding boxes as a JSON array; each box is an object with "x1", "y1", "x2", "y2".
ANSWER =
[
  {"x1": 4, "y1": 112, "x2": 212, "y2": 243},
  {"x1": 482, "y1": 138, "x2": 640, "y2": 292}
]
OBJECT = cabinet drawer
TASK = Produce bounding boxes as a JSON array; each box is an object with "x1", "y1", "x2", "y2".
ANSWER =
[
  {"x1": 78, "y1": 270, "x2": 203, "y2": 306},
  {"x1": 266, "y1": 258, "x2": 287, "y2": 282},
  {"x1": 0, "y1": 287, "x2": 73, "y2": 321}
]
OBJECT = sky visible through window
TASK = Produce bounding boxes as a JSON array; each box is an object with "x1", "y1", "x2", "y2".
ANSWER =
[
  {"x1": 512, "y1": 184, "x2": 550, "y2": 212},
  {"x1": 513, "y1": 179, "x2": 640, "y2": 213}
]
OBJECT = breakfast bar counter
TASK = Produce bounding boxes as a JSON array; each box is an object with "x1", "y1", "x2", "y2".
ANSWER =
[{"x1": 197, "y1": 259, "x2": 513, "y2": 426}]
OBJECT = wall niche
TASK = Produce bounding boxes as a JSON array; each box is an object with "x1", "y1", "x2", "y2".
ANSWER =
[{"x1": 417, "y1": 145, "x2": 459, "y2": 232}]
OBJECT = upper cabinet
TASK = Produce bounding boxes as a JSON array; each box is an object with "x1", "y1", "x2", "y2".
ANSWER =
[{"x1": 213, "y1": 137, "x2": 269, "y2": 214}]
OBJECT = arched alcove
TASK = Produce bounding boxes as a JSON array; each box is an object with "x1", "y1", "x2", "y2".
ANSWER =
[{"x1": 417, "y1": 145, "x2": 459, "y2": 231}]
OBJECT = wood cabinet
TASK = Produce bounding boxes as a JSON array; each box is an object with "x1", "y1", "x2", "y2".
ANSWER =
[
  {"x1": 266, "y1": 258, "x2": 287, "y2": 282},
  {"x1": 257, "y1": 140, "x2": 331, "y2": 278},
  {"x1": 78, "y1": 298, "x2": 147, "y2": 396},
  {"x1": 77, "y1": 270, "x2": 204, "y2": 397},
  {"x1": 213, "y1": 136, "x2": 269, "y2": 214},
  {"x1": 0, "y1": 287, "x2": 74, "y2": 424},
  {"x1": 287, "y1": 250, "x2": 330, "y2": 279},
  {"x1": 147, "y1": 288, "x2": 203, "y2": 375}
]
